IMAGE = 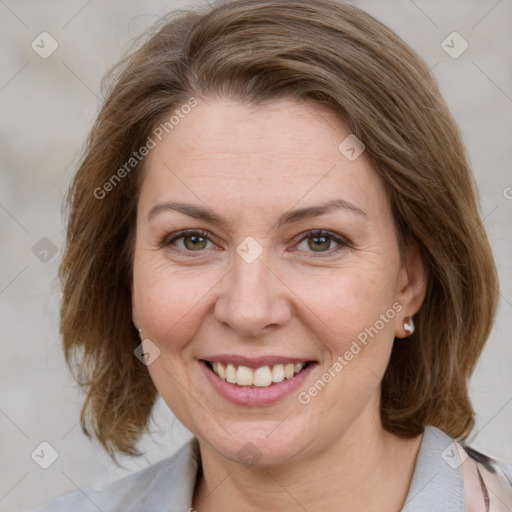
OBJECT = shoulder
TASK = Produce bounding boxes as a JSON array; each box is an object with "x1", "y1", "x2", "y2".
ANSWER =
[
  {"x1": 403, "y1": 426, "x2": 512, "y2": 512},
  {"x1": 456, "y1": 439, "x2": 512, "y2": 512},
  {"x1": 27, "y1": 437, "x2": 200, "y2": 512}
]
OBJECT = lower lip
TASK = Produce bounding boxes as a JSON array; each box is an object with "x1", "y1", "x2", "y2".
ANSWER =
[{"x1": 199, "y1": 360, "x2": 317, "y2": 406}]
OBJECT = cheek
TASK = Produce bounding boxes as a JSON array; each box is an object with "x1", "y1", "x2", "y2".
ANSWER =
[
  {"x1": 133, "y1": 256, "x2": 219, "y2": 349},
  {"x1": 293, "y1": 268, "x2": 399, "y2": 417},
  {"x1": 290, "y1": 265, "x2": 398, "y2": 344}
]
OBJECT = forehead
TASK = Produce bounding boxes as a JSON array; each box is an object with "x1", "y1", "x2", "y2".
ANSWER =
[
  {"x1": 139, "y1": 97, "x2": 388, "y2": 223},
  {"x1": 148, "y1": 97, "x2": 349, "y2": 167}
]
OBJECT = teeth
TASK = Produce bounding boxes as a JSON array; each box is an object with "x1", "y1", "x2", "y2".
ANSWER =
[
  {"x1": 225, "y1": 363, "x2": 237, "y2": 384},
  {"x1": 236, "y1": 365, "x2": 253, "y2": 386},
  {"x1": 209, "y1": 361, "x2": 308, "y2": 387},
  {"x1": 284, "y1": 363, "x2": 295, "y2": 379},
  {"x1": 272, "y1": 364, "x2": 285, "y2": 383},
  {"x1": 253, "y1": 366, "x2": 272, "y2": 387},
  {"x1": 216, "y1": 362, "x2": 226, "y2": 380}
]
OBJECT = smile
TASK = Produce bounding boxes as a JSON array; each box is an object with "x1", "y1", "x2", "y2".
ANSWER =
[
  {"x1": 206, "y1": 361, "x2": 309, "y2": 387},
  {"x1": 200, "y1": 359, "x2": 318, "y2": 406}
]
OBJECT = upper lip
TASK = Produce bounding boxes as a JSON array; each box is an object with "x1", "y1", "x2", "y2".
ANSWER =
[{"x1": 201, "y1": 354, "x2": 316, "y2": 368}]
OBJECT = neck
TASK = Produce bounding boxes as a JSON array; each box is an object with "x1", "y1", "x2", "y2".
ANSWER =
[{"x1": 192, "y1": 410, "x2": 423, "y2": 512}]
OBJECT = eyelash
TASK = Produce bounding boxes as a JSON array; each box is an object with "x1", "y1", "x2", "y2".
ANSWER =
[{"x1": 159, "y1": 229, "x2": 351, "y2": 257}]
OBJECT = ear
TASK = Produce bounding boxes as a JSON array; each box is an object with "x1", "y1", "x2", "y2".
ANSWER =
[{"x1": 395, "y1": 239, "x2": 428, "y2": 339}]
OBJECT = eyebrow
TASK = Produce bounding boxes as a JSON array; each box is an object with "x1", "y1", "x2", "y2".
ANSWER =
[{"x1": 147, "y1": 198, "x2": 367, "y2": 228}]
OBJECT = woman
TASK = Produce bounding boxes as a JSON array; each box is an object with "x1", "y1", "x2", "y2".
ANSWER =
[{"x1": 30, "y1": 0, "x2": 512, "y2": 510}]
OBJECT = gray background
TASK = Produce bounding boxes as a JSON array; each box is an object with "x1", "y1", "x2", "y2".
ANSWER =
[{"x1": 1, "y1": 0, "x2": 511, "y2": 510}]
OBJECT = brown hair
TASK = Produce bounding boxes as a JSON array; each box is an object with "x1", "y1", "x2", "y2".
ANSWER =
[{"x1": 59, "y1": 0, "x2": 499, "y2": 459}]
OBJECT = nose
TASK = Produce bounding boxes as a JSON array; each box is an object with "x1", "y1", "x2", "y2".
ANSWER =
[{"x1": 214, "y1": 249, "x2": 292, "y2": 338}]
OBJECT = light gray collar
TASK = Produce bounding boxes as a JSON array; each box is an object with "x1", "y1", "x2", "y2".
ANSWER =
[
  {"x1": 402, "y1": 425, "x2": 464, "y2": 511},
  {"x1": 127, "y1": 426, "x2": 463, "y2": 512},
  {"x1": 125, "y1": 436, "x2": 201, "y2": 512}
]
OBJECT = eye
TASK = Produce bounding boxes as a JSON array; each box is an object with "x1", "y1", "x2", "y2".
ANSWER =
[
  {"x1": 293, "y1": 230, "x2": 349, "y2": 255},
  {"x1": 161, "y1": 229, "x2": 214, "y2": 253},
  {"x1": 159, "y1": 228, "x2": 350, "y2": 257}
]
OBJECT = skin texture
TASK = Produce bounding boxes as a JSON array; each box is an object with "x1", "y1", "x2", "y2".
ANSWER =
[{"x1": 131, "y1": 97, "x2": 428, "y2": 512}]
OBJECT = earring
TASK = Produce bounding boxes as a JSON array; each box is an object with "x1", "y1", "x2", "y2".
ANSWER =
[
  {"x1": 404, "y1": 316, "x2": 415, "y2": 335},
  {"x1": 138, "y1": 328, "x2": 142, "y2": 339}
]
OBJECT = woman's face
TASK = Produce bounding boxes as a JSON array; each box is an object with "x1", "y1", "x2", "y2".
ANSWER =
[{"x1": 131, "y1": 97, "x2": 425, "y2": 465}]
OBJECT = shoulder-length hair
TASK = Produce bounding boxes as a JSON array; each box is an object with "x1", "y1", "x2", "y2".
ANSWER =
[{"x1": 59, "y1": 0, "x2": 499, "y2": 458}]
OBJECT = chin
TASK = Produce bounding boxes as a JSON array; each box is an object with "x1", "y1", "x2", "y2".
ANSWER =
[{"x1": 197, "y1": 421, "x2": 316, "y2": 468}]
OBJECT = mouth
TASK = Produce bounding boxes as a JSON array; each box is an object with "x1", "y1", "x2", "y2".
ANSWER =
[
  {"x1": 202, "y1": 360, "x2": 314, "y2": 388},
  {"x1": 199, "y1": 353, "x2": 319, "y2": 405}
]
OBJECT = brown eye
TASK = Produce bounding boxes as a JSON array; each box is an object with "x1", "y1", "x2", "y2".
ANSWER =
[
  {"x1": 294, "y1": 230, "x2": 349, "y2": 255},
  {"x1": 182, "y1": 234, "x2": 208, "y2": 251},
  {"x1": 162, "y1": 230, "x2": 213, "y2": 253},
  {"x1": 307, "y1": 234, "x2": 333, "y2": 252}
]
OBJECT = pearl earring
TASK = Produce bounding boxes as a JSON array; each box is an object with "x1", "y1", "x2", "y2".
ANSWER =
[{"x1": 404, "y1": 316, "x2": 415, "y2": 335}]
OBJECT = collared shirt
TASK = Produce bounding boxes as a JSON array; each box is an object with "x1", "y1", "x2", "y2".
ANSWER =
[{"x1": 29, "y1": 426, "x2": 512, "y2": 512}]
